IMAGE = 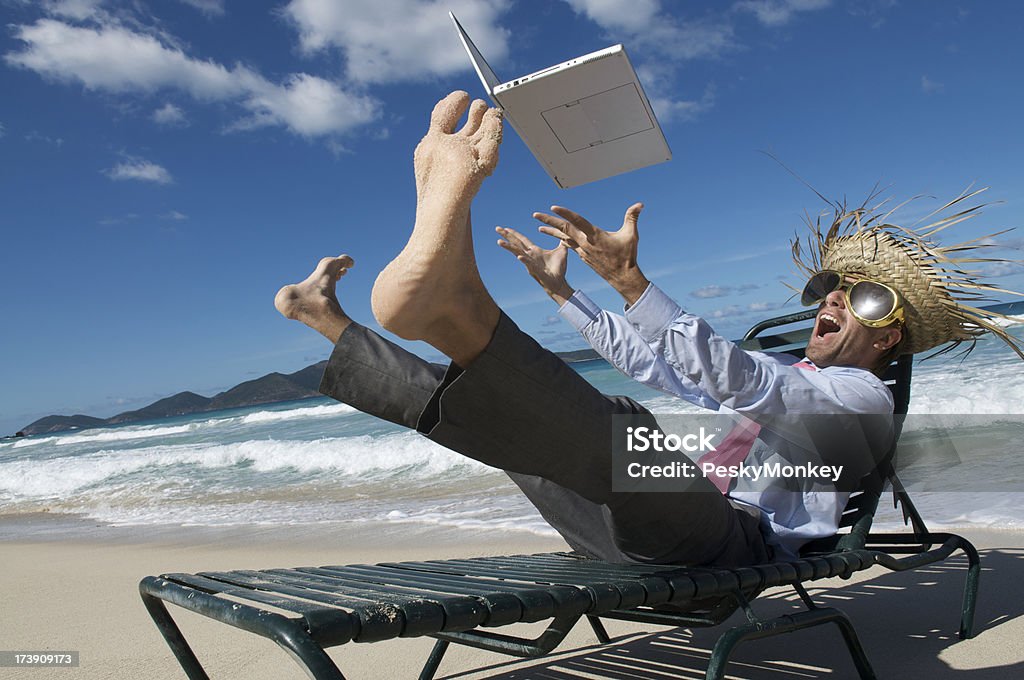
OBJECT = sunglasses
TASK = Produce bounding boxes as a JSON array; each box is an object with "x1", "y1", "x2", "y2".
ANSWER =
[{"x1": 801, "y1": 270, "x2": 905, "y2": 328}]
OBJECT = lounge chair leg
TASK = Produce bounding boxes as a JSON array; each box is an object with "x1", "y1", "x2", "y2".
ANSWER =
[
  {"x1": 957, "y1": 537, "x2": 982, "y2": 639},
  {"x1": 140, "y1": 591, "x2": 211, "y2": 680},
  {"x1": 419, "y1": 640, "x2": 449, "y2": 680},
  {"x1": 704, "y1": 607, "x2": 876, "y2": 680},
  {"x1": 273, "y1": 625, "x2": 348, "y2": 680},
  {"x1": 140, "y1": 578, "x2": 347, "y2": 680},
  {"x1": 829, "y1": 608, "x2": 877, "y2": 680},
  {"x1": 587, "y1": 616, "x2": 611, "y2": 644}
]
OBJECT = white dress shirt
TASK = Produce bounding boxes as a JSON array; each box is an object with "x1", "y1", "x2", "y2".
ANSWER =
[{"x1": 559, "y1": 284, "x2": 895, "y2": 557}]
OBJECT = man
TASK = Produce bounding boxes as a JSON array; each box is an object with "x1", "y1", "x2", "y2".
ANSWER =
[{"x1": 275, "y1": 91, "x2": 1020, "y2": 567}]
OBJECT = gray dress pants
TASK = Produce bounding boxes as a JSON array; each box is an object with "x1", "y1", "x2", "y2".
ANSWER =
[{"x1": 319, "y1": 313, "x2": 769, "y2": 567}]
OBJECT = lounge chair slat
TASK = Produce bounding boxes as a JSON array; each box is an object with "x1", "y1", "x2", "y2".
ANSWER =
[
  {"x1": 381, "y1": 559, "x2": 641, "y2": 610},
  {"x1": 302, "y1": 566, "x2": 590, "y2": 624},
  {"x1": 315, "y1": 563, "x2": 579, "y2": 594},
  {"x1": 277, "y1": 567, "x2": 546, "y2": 627},
  {"x1": 344, "y1": 558, "x2": 630, "y2": 605},
  {"x1": 156, "y1": 572, "x2": 363, "y2": 646},
  {"x1": 382, "y1": 557, "x2": 630, "y2": 610},
  {"x1": 199, "y1": 570, "x2": 441, "y2": 641},
  {"x1": 389, "y1": 555, "x2": 661, "y2": 590},
  {"x1": 256, "y1": 569, "x2": 496, "y2": 633},
  {"x1": 161, "y1": 572, "x2": 338, "y2": 617},
  {"x1": 476, "y1": 553, "x2": 689, "y2": 583}
]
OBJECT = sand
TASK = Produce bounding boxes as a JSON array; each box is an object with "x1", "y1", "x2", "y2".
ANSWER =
[{"x1": 3, "y1": 518, "x2": 1024, "y2": 679}]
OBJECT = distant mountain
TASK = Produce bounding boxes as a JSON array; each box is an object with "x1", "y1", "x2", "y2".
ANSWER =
[
  {"x1": 207, "y1": 371, "x2": 321, "y2": 411},
  {"x1": 17, "y1": 414, "x2": 107, "y2": 436},
  {"x1": 16, "y1": 353, "x2": 596, "y2": 437},
  {"x1": 557, "y1": 349, "x2": 600, "y2": 363},
  {"x1": 19, "y1": 361, "x2": 329, "y2": 436},
  {"x1": 106, "y1": 391, "x2": 213, "y2": 425}
]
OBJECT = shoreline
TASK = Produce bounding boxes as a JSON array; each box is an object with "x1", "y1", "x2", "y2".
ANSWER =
[
  {"x1": 3, "y1": 520, "x2": 1024, "y2": 678},
  {"x1": 5, "y1": 508, "x2": 1024, "y2": 546},
  {"x1": 0, "y1": 510, "x2": 563, "y2": 549}
]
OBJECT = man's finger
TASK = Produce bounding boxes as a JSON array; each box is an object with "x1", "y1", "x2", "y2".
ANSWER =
[
  {"x1": 534, "y1": 211, "x2": 586, "y2": 242},
  {"x1": 459, "y1": 99, "x2": 488, "y2": 136},
  {"x1": 430, "y1": 90, "x2": 470, "y2": 133},
  {"x1": 496, "y1": 226, "x2": 534, "y2": 251},
  {"x1": 551, "y1": 206, "x2": 598, "y2": 237},
  {"x1": 622, "y1": 202, "x2": 644, "y2": 234},
  {"x1": 496, "y1": 239, "x2": 518, "y2": 256},
  {"x1": 538, "y1": 225, "x2": 578, "y2": 249}
]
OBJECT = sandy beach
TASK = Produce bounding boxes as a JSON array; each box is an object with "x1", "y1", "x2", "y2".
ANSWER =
[{"x1": 3, "y1": 516, "x2": 1023, "y2": 680}]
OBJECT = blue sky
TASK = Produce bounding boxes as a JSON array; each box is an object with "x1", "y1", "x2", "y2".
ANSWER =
[{"x1": 2, "y1": 0, "x2": 1023, "y2": 434}]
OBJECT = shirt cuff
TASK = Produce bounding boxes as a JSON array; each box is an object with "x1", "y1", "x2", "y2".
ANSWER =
[
  {"x1": 624, "y1": 284, "x2": 684, "y2": 342},
  {"x1": 558, "y1": 289, "x2": 602, "y2": 332}
]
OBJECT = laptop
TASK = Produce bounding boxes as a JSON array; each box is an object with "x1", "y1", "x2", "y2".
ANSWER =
[{"x1": 450, "y1": 12, "x2": 671, "y2": 189}]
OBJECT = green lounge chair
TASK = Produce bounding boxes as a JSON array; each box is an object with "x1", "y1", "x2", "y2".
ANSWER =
[{"x1": 139, "y1": 310, "x2": 980, "y2": 680}]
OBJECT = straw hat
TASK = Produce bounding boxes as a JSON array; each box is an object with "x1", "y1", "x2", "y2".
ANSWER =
[{"x1": 792, "y1": 187, "x2": 1024, "y2": 358}]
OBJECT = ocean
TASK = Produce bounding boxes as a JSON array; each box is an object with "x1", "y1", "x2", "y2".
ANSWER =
[{"x1": 3, "y1": 327, "x2": 1024, "y2": 542}]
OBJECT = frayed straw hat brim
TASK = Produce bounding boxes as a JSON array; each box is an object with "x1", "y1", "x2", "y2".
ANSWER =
[{"x1": 792, "y1": 187, "x2": 1024, "y2": 359}]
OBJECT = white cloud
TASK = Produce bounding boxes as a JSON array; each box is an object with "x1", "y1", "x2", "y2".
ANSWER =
[
  {"x1": 708, "y1": 300, "x2": 786, "y2": 318},
  {"x1": 0, "y1": 122, "x2": 5, "y2": 139},
  {"x1": 40, "y1": 0, "x2": 106, "y2": 21},
  {"x1": 562, "y1": 1, "x2": 735, "y2": 125},
  {"x1": 562, "y1": 1, "x2": 736, "y2": 61},
  {"x1": 105, "y1": 157, "x2": 173, "y2": 184},
  {"x1": 98, "y1": 212, "x2": 140, "y2": 225},
  {"x1": 734, "y1": 0, "x2": 831, "y2": 27},
  {"x1": 6, "y1": 19, "x2": 240, "y2": 98},
  {"x1": 176, "y1": 0, "x2": 225, "y2": 17},
  {"x1": 160, "y1": 210, "x2": 188, "y2": 220},
  {"x1": 648, "y1": 82, "x2": 716, "y2": 123},
  {"x1": 152, "y1": 102, "x2": 188, "y2": 126},
  {"x1": 562, "y1": 0, "x2": 661, "y2": 33},
  {"x1": 282, "y1": 0, "x2": 511, "y2": 84},
  {"x1": 236, "y1": 73, "x2": 380, "y2": 137},
  {"x1": 692, "y1": 285, "x2": 733, "y2": 299},
  {"x1": 979, "y1": 261, "x2": 1023, "y2": 278},
  {"x1": 646, "y1": 17, "x2": 736, "y2": 61},
  {"x1": 921, "y1": 75, "x2": 945, "y2": 94},
  {"x1": 691, "y1": 283, "x2": 762, "y2": 298},
  {"x1": 25, "y1": 130, "x2": 64, "y2": 146},
  {"x1": 4, "y1": 18, "x2": 380, "y2": 139}
]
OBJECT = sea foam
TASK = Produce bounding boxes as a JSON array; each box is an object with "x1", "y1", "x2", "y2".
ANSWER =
[
  {"x1": 239, "y1": 402, "x2": 356, "y2": 425},
  {"x1": 0, "y1": 431, "x2": 491, "y2": 503}
]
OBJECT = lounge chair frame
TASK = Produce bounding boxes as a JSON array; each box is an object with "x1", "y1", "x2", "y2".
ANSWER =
[{"x1": 139, "y1": 310, "x2": 981, "y2": 679}]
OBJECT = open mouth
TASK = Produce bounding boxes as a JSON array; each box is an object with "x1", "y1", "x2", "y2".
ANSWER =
[{"x1": 816, "y1": 312, "x2": 842, "y2": 338}]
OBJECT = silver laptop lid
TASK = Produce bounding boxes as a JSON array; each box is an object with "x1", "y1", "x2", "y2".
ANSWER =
[
  {"x1": 449, "y1": 12, "x2": 672, "y2": 189},
  {"x1": 449, "y1": 12, "x2": 501, "y2": 98},
  {"x1": 494, "y1": 47, "x2": 671, "y2": 188}
]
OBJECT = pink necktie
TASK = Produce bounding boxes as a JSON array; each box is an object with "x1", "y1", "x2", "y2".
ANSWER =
[{"x1": 697, "y1": 359, "x2": 819, "y2": 493}]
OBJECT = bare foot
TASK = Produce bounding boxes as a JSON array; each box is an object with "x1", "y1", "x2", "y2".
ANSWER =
[
  {"x1": 411, "y1": 91, "x2": 501, "y2": 222},
  {"x1": 275, "y1": 255, "x2": 355, "y2": 343},
  {"x1": 371, "y1": 91, "x2": 503, "y2": 364}
]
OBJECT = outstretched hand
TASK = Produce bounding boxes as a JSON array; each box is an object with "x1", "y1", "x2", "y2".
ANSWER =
[
  {"x1": 496, "y1": 226, "x2": 575, "y2": 306},
  {"x1": 533, "y1": 203, "x2": 650, "y2": 305},
  {"x1": 413, "y1": 91, "x2": 503, "y2": 220}
]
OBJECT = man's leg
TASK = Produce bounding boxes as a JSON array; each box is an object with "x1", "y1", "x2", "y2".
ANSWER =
[
  {"x1": 276, "y1": 250, "x2": 764, "y2": 566},
  {"x1": 276, "y1": 255, "x2": 623, "y2": 560}
]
